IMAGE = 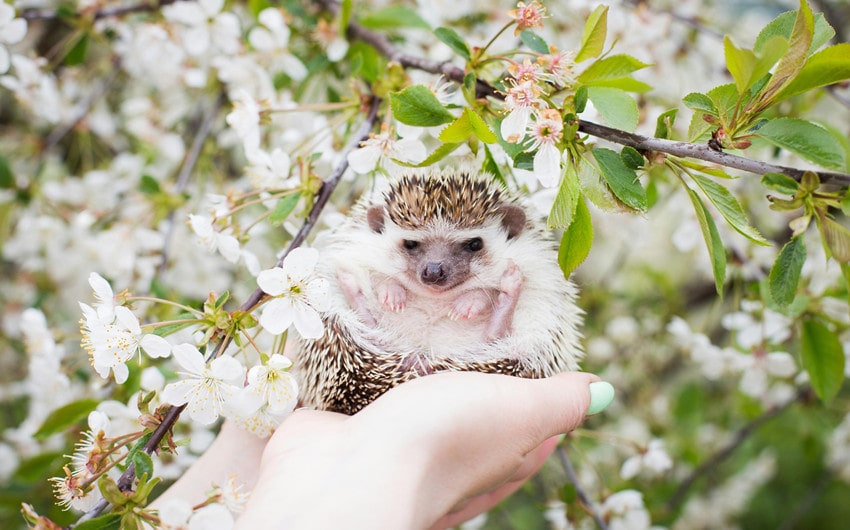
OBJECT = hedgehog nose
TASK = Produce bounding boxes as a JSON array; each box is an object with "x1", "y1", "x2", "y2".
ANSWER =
[{"x1": 421, "y1": 262, "x2": 448, "y2": 285}]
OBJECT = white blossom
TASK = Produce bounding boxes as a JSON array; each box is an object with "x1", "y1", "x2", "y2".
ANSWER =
[
  {"x1": 600, "y1": 489, "x2": 652, "y2": 530},
  {"x1": 620, "y1": 438, "x2": 674, "y2": 479},
  {"x1": 88, "y1": 272, "x2": 117, "y2": 322},
  {"x1": 244, "y1": 354, "x2": 299, "y2": 415},
  {"x1": 347, "y1": 125, "x2": 426, "y2": 174},
  {"x1": 188, "y1": 214, "x2": 242, "y2": 264},
  {"x1": 257, "y1": 247, "x2": 330, "y2": 339},
  {"x1": 80, "y1": 304, "x2": 171, "y2": 384},
  {"x1": 248, "y1": 7, "x2": 307, "y2": 80},
  {"x1": 0, "y1": 3, "x2": 27, "y2": 74},
  {"x1": 161, "y1": 344, "x2": 246, "y2": 425}
]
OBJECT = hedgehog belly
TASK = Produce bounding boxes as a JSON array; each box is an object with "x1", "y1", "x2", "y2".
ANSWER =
[{"x1": 293, "y1": 316, "x2": 558, "y2": 415}]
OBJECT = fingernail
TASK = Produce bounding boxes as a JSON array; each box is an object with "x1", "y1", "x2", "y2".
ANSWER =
[{"x1": 587, "y1": 381, "x2": 615, "y2": 415}]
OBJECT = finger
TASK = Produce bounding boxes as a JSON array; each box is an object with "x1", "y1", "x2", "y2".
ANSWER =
[{"x1": 431, "y1": 439, "x2": 559, "y2": 530}]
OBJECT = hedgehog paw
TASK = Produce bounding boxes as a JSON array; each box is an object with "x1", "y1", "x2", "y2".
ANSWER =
[
  {"x1": 378, "y1": 279, "x2": 407, "y2": 312},
  {"x1": 448, "y1": 290, "x2": 490, "y2": 321}
]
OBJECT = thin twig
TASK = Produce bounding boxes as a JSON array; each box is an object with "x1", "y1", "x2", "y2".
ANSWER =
[
  {"x1": 20, "y1": 0, "x2": 185, "y2": 20},
  {"x1": 238, "y1": 96, "x2": 382, "y2": 313},
  {"x1": 316, "y1": 0, "x2": 850, "y2": 186},
  {"x1": 666, "y1": 389, "x2": 807, "y2": 512},
  {"x1": 556, "y1": 445, "x2": 609, "y2": 530},
  {"x1": 157, "y1": 92, "x2": 226, "y2": 278},
  {"x1": 41, "y1": 57, "x2": 121, "y2": 154}
]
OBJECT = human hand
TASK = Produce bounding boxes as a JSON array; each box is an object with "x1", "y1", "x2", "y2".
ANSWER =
[{"x1": 234, "y1": 371, "x2": 614, "y2": 529}]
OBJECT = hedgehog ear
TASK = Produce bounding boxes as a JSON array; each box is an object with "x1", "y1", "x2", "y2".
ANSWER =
[
  {"x1": 498, "y1": 204, "x2": 526, "y2": 239},
  {"x1": 367, "y1": 205, "x2": 386, "y2": 233}
]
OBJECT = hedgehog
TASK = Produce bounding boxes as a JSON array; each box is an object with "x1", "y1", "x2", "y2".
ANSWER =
[{"x1": 292, "y1": 168, "x2": 584, "y2": 415}]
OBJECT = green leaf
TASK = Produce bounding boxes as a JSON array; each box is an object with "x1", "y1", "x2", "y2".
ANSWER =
[
  {"x1": 591, "y1": 148, "x2": 647, "y2": 212},
  {"x1": 558, "y1": 197, "x2": 593, "y2": 277},
  {"x1": 762, "y1": 172, "x2": 800, "y2": 195},
  {"x1": 574, "y1": 86, "x2": 588, "y2": 113},
  {"x1": 337, "y1": 0, "x2": 353, "y2": 31},
  {"x1": 434, "y1": 27, "x2": 471, "y2": 60},
  {"x1": 138, "y1": 175, "x2": 161, "y2": 195},
  {"x1": 706, "y1": 83, "x2": 740, "y2": 120},
  {"x1": 759, "y1": 0, "x2": 814, "y2": 103},
  {"x1": 466, "y1": 108, "x2": 497, "y2": 144},
  {"x1": 685, "y1": 186, "x2": 726, "y2": 294},
  {"x1": 690, "y1": 174, "x2": 770, "y2": 245},
  {"x1": 578, "y1": 54, "x2": 650, "y2": 83},
  {"x1": 584, "y1": 77, "x2": 652, "y2": 93},
  {"x1": 0, "y1": 155, "x2": 14, "y2": 189},
  {"x1": 482, "y1": 145, "x2": 505, "y2": 184},
  {"x1": 654, "y1": 108, "x2": 678, "y2": 140},
  {"x1": 269, "y1": 193, "x2": 301, "y2": 225},
  {"x1": 620, "y1": 146, "x2": 644, "y2": 170},
  {"x1": 393, "y1": 142, "x2": 462, "y2": 168},
  {"x1": 548, "y1": 163, "x2": 580, "y2": 229},
  {"x1": 725, "y1": 35, "x2": 758, "y2": 95},
  {"x1": 755, "y1": 10, "x2": 834, "y2": 55},
  {"x1": 801, "y1": 318, "x2": 846, "y2": 402},
  {"x1": 13, "y1": 451, "x2": 63, "y2": 482},
  {"x1": 132, "y1": 451, "x2": 154, "y2": 480},
  {"x1": 64, "y1": 33, "x2": 89, "y2": 66},
  {"x1": 687, "y1": 110, "x2": 715, "y2": 143},
  {"x1": 75, "y1": 515, "x2": 122, "y2": 530},
  {"x1": 577, "y1": 154, "x2": 621, "y2": 212},
  {"x1": 819, "y1": 215, "x2": 850, "y2": 263},
  {"x1": 33, "y1": 399, "x2": 99, "y2": 440},
  {"x1": 520, "y1": 30, "x2": 549, "y2": 54},
  {"x1": 438, "y1": 108, "x2": 496, "y2": 144},
  {"x1": 575, "y1": 5, "x2": 608, "y2": 62},
  {"x1": 769, "y1": 236, "x2": 806, "y2": 308},
  {"x1": 98, "y1": 475, "x2": 128, "y2": 507},
  {"x1": 358, "y1": 5, "x2": 430, "y2": 30},
  {"x1": 683, "y1": 92, "x2": 717, "y2": 115},
  {"x1": 349, "y1": 42, "x2": 382, "y2": 83},
  {"x1": 777, "y1": 43, "x2": 850, "y2": 101},
  {"x1": 390, "y1": 85, "x2": 456, "y2": 126},
  {"x1": 586, "y1": 87, "x2": 639, "y2": 132},
  {"x1": 755, "y1": 117, "x2": 846, "y2": 169}
]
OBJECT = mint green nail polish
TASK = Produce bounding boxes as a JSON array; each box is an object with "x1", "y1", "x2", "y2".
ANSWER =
[{"x1": 587, "y1": 381, "x2": 615, "y2": 415}]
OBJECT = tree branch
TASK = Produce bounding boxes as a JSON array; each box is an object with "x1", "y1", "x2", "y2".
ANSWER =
[
  {"x1": 665, "y1": 389, "x2": 808, "y2": 512},
  {"x1": 556, "y1": 445, "x2": 609, "y2": 530},
  {"x1": 20, "y1": 0, "x2": 186, "y2": 20},
  {"x1": 316, "y1": 0, "x2": 850, "y2": 186},
  {"x1": 157, "y1": 92, "x2": 226, "y2": 278},
  {"x1": 577, "y1": 121, "x2": 850, "y2": 185}
]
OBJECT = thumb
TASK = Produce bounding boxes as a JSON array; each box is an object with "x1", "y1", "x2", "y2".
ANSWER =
[{"x1": 502, "y1": 371, "x2": 613, "y2": 450}]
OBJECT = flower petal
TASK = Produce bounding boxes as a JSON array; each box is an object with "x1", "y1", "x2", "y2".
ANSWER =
[
  {"x1": 210, "y1": 355, "x2": 245, "y2": 384},
  {"x1": 140, "y1": 334, "x2": 172, "y2": 359},
  {"x1": 282, "y1": 247, "x2": 319, "y2": 281},
  {"x1": 114, "y1": 306, "x2": 142, "y2": 335},
  {"x1": 161, "y1": 379, "x2": 196, "y2": 407},
  {"x1": 501, "y1": 108, "x2": 531, "y2": 143},
  {"x1": 259, "y1": 298, "x2": 294, "y2": 335},
  {"x1": 347, "y1": 145, "x2": 382, "y2": 174},
  {"x1": 292, "y1": 304, "x2": 325, "y2": 339},
  {"x1": 171, "y1": 343, "x2": 207, "y2": 375},
  {"x1": 257, "y1": 267, "x2": 288, "y2": 296},
  {"x1": 533, "y1": 143, "x2": 562, "y2": 187}
]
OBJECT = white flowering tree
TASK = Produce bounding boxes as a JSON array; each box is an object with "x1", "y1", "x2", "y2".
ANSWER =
[{"x1": 1, "y1": 0, "x2": 850, "y2": 528}]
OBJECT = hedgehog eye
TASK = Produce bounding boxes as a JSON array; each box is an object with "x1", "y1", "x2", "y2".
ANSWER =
[
  {"x1": 402, "y1": 239, "x2": 420, "y2": 251},
  {"x1": 464, "y1": 237, "x2": 484, "y2": 252}
]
